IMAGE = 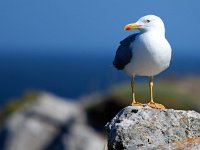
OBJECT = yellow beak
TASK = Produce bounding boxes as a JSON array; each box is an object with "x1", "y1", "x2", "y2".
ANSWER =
[{"x1": 124, "y1": 23, "x2": 141, "y2": 30}]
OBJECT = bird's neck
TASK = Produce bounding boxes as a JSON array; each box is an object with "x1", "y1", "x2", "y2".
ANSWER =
[{"x1": 141, "y1": 30, "x2": 165, "y2": 38}]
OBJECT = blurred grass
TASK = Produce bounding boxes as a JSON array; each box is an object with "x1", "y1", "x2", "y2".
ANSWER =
[
  {"x1": 0, "y1": 91, "x2": 39, "y2": 125},
  {"x1": 106, "y1": 80, "x2": 196, "y2": 110}
]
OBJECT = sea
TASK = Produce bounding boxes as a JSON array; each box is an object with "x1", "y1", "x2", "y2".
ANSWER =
[{"x1": 0, "y1": 48, "x2": 199, "y2": 105}]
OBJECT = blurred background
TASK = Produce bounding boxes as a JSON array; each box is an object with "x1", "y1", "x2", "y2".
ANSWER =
[{"x1": 0, "y1": 0, "x2": 200, "y2": 150}]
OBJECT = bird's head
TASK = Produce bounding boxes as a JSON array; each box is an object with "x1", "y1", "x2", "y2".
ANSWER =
[{"x1": 124, "y1": 15, "x2": 165, "y2": 34}]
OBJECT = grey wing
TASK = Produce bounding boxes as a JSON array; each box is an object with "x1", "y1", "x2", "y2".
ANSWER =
[{"x1": 113, "y1": 33, "x2": 138, "y2": 70}]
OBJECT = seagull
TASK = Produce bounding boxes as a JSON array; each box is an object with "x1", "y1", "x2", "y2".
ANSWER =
[{"x1": 113, "y1": 15, "x2": 172, "y2": 109}]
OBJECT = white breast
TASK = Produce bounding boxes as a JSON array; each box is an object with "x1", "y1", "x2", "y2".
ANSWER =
[{"x1": 124, "y1": 32, "x2": 172, "y2": 76}]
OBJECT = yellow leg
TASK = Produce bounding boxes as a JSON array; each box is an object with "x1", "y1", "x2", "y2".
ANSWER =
[
  {"x1": 131, "y1": 77, "x2": 143, "y2": 106},
  {"x1": 150, "y1": 76, "x2": 154, "y2": 103},
  {"x1": 147, "y1": 76, "x2": 165, "y2": 109}
]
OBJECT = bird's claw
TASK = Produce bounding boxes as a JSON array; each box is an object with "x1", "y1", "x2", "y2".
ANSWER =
[
  {"x1": 147, "y1": 101, "x2": 165, "y2": 109},
  {"x1": 131, "y1": 101, "x2": 144, "y2": 107}
]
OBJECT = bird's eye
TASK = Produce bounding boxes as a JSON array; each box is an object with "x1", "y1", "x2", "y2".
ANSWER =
[{"x1": 146, "y1": 20, "x2": 151, "y2": 23}]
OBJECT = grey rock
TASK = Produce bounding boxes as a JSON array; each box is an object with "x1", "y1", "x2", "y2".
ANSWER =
[
  {"x1": 0, "y1": 93, "x2": 105, "y2": 150},
  {"x1": 105, "y1": 106, "x2": 200, "y2": 150}
]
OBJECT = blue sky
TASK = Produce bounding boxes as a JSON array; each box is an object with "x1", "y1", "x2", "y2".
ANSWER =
[{"x1": 0, "y1": 0, "x2": 200, "y2": 55}]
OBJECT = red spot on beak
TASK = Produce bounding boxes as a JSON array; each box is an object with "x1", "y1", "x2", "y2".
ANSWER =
[{"x1": 124, "y1": 26, "x2": 131, "y2": 30}]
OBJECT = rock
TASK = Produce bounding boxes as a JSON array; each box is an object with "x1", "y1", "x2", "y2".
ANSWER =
[
  {"x1": 105, "y1": 106, "x2": 200, "y2": 150},
  {"x1": 0, "y1": 93, "x2": 105, "y2": 150},
  {"x1": 159, "y1": 137, "x2": 200, "y2": 150}
]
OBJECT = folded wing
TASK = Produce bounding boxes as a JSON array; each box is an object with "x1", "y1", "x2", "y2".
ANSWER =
[{"x1": 113, "y1": 33, "x2": 138, "y2": 70}]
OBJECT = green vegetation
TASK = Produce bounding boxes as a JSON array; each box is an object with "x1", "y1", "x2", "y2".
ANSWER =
[
  {"x1": 106, "y1": 80, "x2": 196, "y2": 110},
  {"x1": 0, "y1": 91, "x2": 39, "y2": 125}
]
